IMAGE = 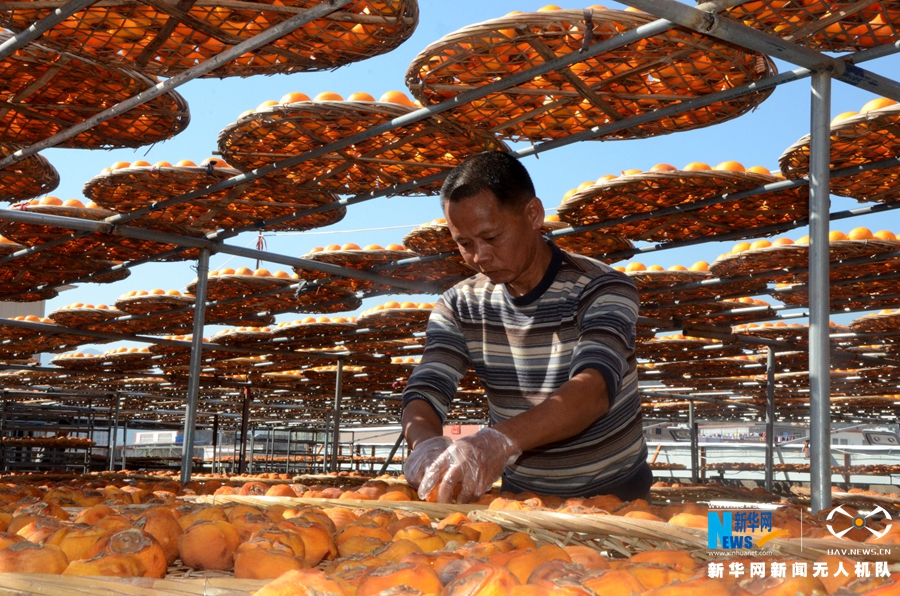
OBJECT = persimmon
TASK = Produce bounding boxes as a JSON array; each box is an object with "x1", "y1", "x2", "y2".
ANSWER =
[
  {"x1": 829, "y1": 230, "x2": 848, "y2": 242},
  {"x1": 314, "y1": 91, "x2": 343, "y2": 101},
  {"x1": 362, "y1": 244, "x2": 383, "y2": 250},
  {"x1": 714, "y1": 160, "x2": 745, "y2": 172},
  {"x1": 749, "y1": 239, "x2": 771, "y2": 250},
  {"x1": 175, "y1": 159, "x2": 196, "y2": 167},
  {"x1": 624, "y1": 262, "x2": 646, "y2": 272},
  {"x1": 860, "y1": 97, "x2": 896, "y2": 113},
  {"x1": 772, "y1": 237, "x2": 794, "y2": 245},
  {"x1": 795, "y1": 235, "x2": 810, "y2": 244},
  {"x1": 62, "y1": 199, "x2": 85, "y2": 207},
  {"x1": 256, "y1": 99, "x2": 278, "y2": 110},
  {"x1": 379, "y1": 90, "x2": 413, "y2": 105},
  {"x1": 831, "y1": 111, "x2": 858, "y2": 125},
  {"x1": 153, "y1": 161, "x2": 172, "y2": 168},
  {"x1": 346, "y1": 92, "x2": 375, "y2": 101},
  {"x1": 201, "y1": 157, "x2": 229, "y2": 168},
  {"x1": 848, "y1": 227, "x2": 873, "y2": 240},
  {"x1": 746, "y1": 165, "x2": 771, "y2": 175},
  {"x1": 235, "y1": 266, "x2": 254, "y2": 275},
  {"x1": 650, "y1": 163, "x2": 677, "y2": 171},
  {"x1": 341, "y1": 243, "x2": 361, "y2": 250},
  {"x1": 682, "y1": 162, "x2": 711, "y2": 171},
  {"x1": 279, "y1": 91, "x2": 310, "y2": 104},
  {"x1": 689, "y1": 261, "x2": 709, "y2": 271},
  {"x1": 621, "y1": 168, "x2": 642, "y2": 176},
  {"x1": 874, "y1": 230, "x2": 896, "y2": 240},
  {"x1": 39, "y1": 196, "x2": 64, "y2": 205},
  {"x1": 596, "y1": 174, "x2": 618, "y2": 183},
  {"x1": 110, "y1": 162, "x2": 131, "y2": 170},
  {"x1": 385, "y1": 243, "x2": 406, "y2": 251},
  {"x1": 667, "y1": 265, "x2": 687, "y2": 271}
]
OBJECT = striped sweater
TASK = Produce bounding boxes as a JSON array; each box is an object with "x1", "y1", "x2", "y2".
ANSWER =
[{"x1": 402, "y1": 243, "x2": 647, "y2": 497}]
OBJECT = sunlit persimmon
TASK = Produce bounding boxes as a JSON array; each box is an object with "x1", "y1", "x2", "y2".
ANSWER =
[
  {"x1": 175, "y1": 159, "x2": 197, "y2": 167},
  {"x1": 745, "y1": 165, "x2": 771, "y2": 175},
  {"x1": 731, "y1": 242, "x2": 751, "y2": 254},
  {"x1": 860, "y1": 97, "x2": 896, "y2": 113},
  {"x1": 689, "y1": 261, "x2": 709, "y2": 272},
  {"x1": 682, "y1": 162, "x2": 711, "y2": 171},
  {"x1": 279, "y1": 91, "x2": 310, "y2": 104},
  {"x1": 314, "y1": 91, "x2": 343, "y2": 101},
  {"x1": 624, "y1": 262, "x2": 646, "y2": 272},
  {"x1": 772, "y1": 237, "x2": 794, "y2": 246},
  {"x1": 848, "y1": 227, "x2": 873, "y2": 240},
  {"x1": 379, "y1": 90, "x2": 412, "y2": 105},
  {"x1": 874, "y1": 230, "x2": 897, "y2": 240},
  {"x1": 714, "y1": 161, "x2": 745, "y2": 172},
  {"x1": 831, "y1": 111, "x2": 858, "y2": 125},
  {"x1": 749, "y1": 240, "x2": 771, "y2": 250},
  {"x1": 829, "y1": 230, "x2": 848, "y2": 242},
  {"x1": 256, "y1": 100, "x2": 278, "y2": 110},
  {"x1": 39, "y1": 196, "x2": 64, "y2": 205}
]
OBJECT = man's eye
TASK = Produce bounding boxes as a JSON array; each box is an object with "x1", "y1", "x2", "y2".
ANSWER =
[{"x1": 484, "y1": 235, "x2": 498, "y2": 242}]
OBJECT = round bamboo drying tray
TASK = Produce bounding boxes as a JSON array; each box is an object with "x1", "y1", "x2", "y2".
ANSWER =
[
  {"x1": 357, "y1": 306, "x2": 431, "y2": 329},
  {"x1": 0, "y1": 203, "x2": 205, "y2": 262},
  {"x1": 850, "y1": 309, "x2": 900, "y2": 333},
  {"x1": 406, "y1": 8, "x2": 776, "y2": 143},
  {"x1": 270, "y1": 319, "x2": 357, "y2": 341},
  {"x1": 0, "y1": 287, "x2": 58, "y2": 303},
  {"x1": 626, "y1": 269, "x2": 709, "y2": 292},
  {"x1": 210, "y1": 326, "x2": 275, "y2": 346},
  {"x1": 84, "y1": 164, "x2": 344, "y2": 232},
  {"x1": 636, "y1": 336, "x2": 744, "y2": 361},
  {"x1": 295, "y1": 248, "x2": 412, "y2": 292},
  {"x1": 50, "y1": 353, "x2": 105, "y2": 370},
  {"x1": 115, "y1": 293, "x2": 194, "y2": 316},
  {"x1": 374, "y1": 256, "x2": 473, "y2": 295},
  {"x1": 0, "y1": 32, "x2": 188, "y2": 149},
  {"x1": 774, "y1": 280, "x2": 900, "y2": 311},
  {"x1": 47, "y1": 306, "x2": 124, "y2": 328},
  {"x1": 733, "y1": 322, "x2": 850, "y2": 342},
  {"x1": 402, "y1": 221, "x2": 454, "y2": 255},
  {"x1": 716, "y1": 239, "x2": 900, "y2": 281},
  {"x1": 219, "y1": 99, "x2": 507, "y2": 195},
  {"x1": 726, "y1": 0, "x2": 900, "y2": 52},
  {"x1": 100, "y1": 350, "x2": 156, "y2": 371},
  {"x1": 290, "y1": 284, "x2": 362, "y2": 314},
  {"x1": 187, "y1": 272, "x2": 296, "y2": 301},
  {"x1": 0, "y1": 146, "x2": 59, "y2": 203},
  {"x1": 557, "y1": 169, "x2": 808, "y2": 242},
  {"x1": 0, "y1": 0, "x2": 418, "y2": 78},
  {"x1": 553, "y1": 230, "x2": 633, "y2": 263},
  {"x1": 779, "y1": 103, "x2": 900, "y2": 203},
  {"x1": 640, "y1": 277, "x2": 768, "y2": 305}
]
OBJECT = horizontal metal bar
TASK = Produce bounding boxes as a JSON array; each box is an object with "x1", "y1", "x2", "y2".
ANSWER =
[{"x1": 0, "y1": 0, "x2": 98, "y2": 60}]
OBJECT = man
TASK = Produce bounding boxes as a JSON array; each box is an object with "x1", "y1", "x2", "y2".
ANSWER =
[{"x1": 401, "y1": 151, "x2": 650, "y2": 504}]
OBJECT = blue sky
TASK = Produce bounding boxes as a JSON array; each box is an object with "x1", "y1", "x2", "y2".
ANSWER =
[{"x1": 28, "y1": 1, "x2": 900, "y2": 349}]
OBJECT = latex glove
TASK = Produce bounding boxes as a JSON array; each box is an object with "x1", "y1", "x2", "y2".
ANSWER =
[
  {"x1": 417, "y1": 427, "x2": 522, "y2": 504},
  {"x1": 403, "y1": 435, "x2": 453, "y2": 490}
]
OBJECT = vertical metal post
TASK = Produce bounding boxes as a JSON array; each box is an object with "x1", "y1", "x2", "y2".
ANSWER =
[
  {"x1": 285, "y1": 427, "x2": 292, "y2": 475},
  {"x1": 107, "y1": 395, "x2": 120, "y2": 472},
  {"x1": 212, "y1": 414, "x2": 219, "y2": 474},
  {"x1": 330, "y1": 360, "x2": 344, "y2": 472},
  {"x1": 180, "y1": 248, "x2": 210, "y2": 484},
  {"x1": 121, "y1": 420, "x2": 128, "y2": 471},
  {"x1": 378, "y1": 433, "x2": 406, "y2": 476},
  {"x1": 765, "y1": 347, "x2": 776, "y2": 493},
  {"x1": 248, "y1": 425, "x2": 255, "y2": 475},
  {"x1": 689, "y1": 400, "x2": 698, "y2": 484},
  {"x1": 321, "y1": 420, "x2": 330, "y2": 473},
  {"x1": 809, "y1": 70, "x2": 833, "y2": 513},
  {"x1": 238, "y1": 387, "x2": 251, "y2": 474}
]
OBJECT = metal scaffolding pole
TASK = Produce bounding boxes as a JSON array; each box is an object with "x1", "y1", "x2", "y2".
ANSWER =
[
  {"x1": 107, "y1": 394, "x2": 120, "y2": 472},
  {"x1": 378, "y1": 433, "x2": 405, "y2": 476},
  {"x1": 121, "y1": 420, "x2": 128, "y2": 471},
  {"x1": 689, "y1": 400, "x2": 698, "y2": 484},
  {"x1": 809, "y1": 70, "x2": 833, "y2": 513},
  {"x1": 248, "y1": 426, "x2": 255, "y2": 475},
  {"x1": 0, "y1": 0, "x2": 98, "y2": 60},
  {"x1": 212, "y1": 414, "x2": 219, "y2": 475},
  {"x1": 330, "y1": 360, "x2": 344, "y2": 473},
  {"x1": 765, "y1": 346, "x2": 776, "y2": 493},
  {"x1": 0, "y1": 0, "x2": 355, "y2": 169},
  {"x1": 238, "y1": 388, "x2": 251, "y2": 475},
  {"x1": 180, "y1": 248, "x2": 210, "y2": 484}
]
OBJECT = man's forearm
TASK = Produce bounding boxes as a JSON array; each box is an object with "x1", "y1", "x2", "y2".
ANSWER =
[
  {"x1": 493, "y1": 368, "x2": 610, "y2": 453},
  {"x1": 401, "y1": 399, "x2": 444, "y2": 450}
]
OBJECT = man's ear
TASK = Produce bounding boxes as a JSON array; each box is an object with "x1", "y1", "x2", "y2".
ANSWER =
[{"x1": 524, "y1": 197, "x2": 545, "y2": 229}]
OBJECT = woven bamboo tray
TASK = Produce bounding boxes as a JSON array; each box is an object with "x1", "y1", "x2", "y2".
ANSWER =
[
  {"x1": 713, "y1": 239, "x2": 900, "y2": 280},
  {"x1": 553, "y1": 230, "x2": 634, "y2": 263},
  {"x1": 0, "y1": 31, "x2": 188, "y2": 149},
  {"x1": 373, "y1": 257, "x2": 473, "y2": 295},
  {"x1": 850, "y1": 309, "x2": 900, "y2": 333},
  {"x1": 357, "y1": 306, "x2": 431, "y2": 329},
  {"x1": 726, "y1": 0, "x2": 900, "y2": 53},
  {"x1": 732, "y1": 322, "x2": 850, "y2": 343},
  {"x1": 558, "y1": 170, "x2": 808, "y2": 242},
  {"x1": 269, "y1": 319, "x2": 357, "y2": 341},
  {"x1": 115, "y1": 293, "x2": 194, "y2": 316},
  {"x1": 636, "y1": 336, "x2": 744, "y2": 361},
  {"x1": 406, "y1": 8, "x2": 776, "y2": 143},
  {"x1": 47, "y1": 305, "x2": 124, "y2": 328},
  {"x1": 640, "y1": 277, "x2": 769, "y2": 305},
  {"x1": 774, "y1": 281, "x2": 900, "y2": 310},
  {"x1": 780, "y1": 103, "x2": 900, "y2": 203},
  {"x1": 277, "y1": 284, "x2": 362, "y2": 314},
  {"x1": 186, "y1": 272, "x2": 296, "y2": 302},
  {"x1": 626, "y1": 269, "x2": 709, "y2": 292},
  {"x1": 100, "y1": 350, "x2": 157, "y2": 371},
  {"x1": 184, "y1": 493, "x2": 485, "y2": 516},
  {"x1": 84, "y1": 164, "x2": 344, "y2": 232},
  {"x1": 0, "y1": 0, "x2": 418, "y2": 78},
  {"x1": 219, "y1": 99, "x2": 506, "y2": 195},
  {"x1": 0, "y1": 146, "x2": 59, "y2": 203},
  {"x1": 0, "y1": 573, "x2": 265, "y2": 594},
  {"x1": 210, "y1": 326, "x2": 275, "y2": 346},
  {"x1": 295, "y1": 248, "x2": 412, "y2": 292}
]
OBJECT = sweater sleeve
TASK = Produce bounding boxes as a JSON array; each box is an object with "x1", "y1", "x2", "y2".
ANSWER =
[
  {"x1": 401, "y1": 292, "x2": 471, "y2": 422},
  {"x1": 569, "y1": 269, "x2": 638, "y2": 406}
]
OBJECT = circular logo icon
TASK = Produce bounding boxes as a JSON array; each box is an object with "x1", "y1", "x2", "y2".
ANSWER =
[{"x1": 826, "y1": 505, "x2": 892, "y2": 540}]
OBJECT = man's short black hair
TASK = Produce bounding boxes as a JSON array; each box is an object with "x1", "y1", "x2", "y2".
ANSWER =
[{"x1": 440, "y1": 151, "x2": 536, "y2": 211}]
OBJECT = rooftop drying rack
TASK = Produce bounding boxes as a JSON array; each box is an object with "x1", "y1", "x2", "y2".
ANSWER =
[{"x1": 0, "y1": 1, "x2": 896, "y2": 507}]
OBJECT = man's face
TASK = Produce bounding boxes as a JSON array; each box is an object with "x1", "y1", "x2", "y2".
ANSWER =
[{"x1": 444, "y1": 190, "x2": 543, "y2": 285}]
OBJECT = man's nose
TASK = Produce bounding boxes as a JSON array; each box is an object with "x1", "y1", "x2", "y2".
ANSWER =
[{"x1": 472, "y1": 242, "x2": 492, "y2": 265}]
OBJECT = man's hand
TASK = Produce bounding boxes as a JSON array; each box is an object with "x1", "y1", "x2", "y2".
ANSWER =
[
  {"x1": 402, "y1": 435, "x2": 452, "y2": 490},
  {"x1": 417, "y1": 427, "x2": 522, "y2": 504}
]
